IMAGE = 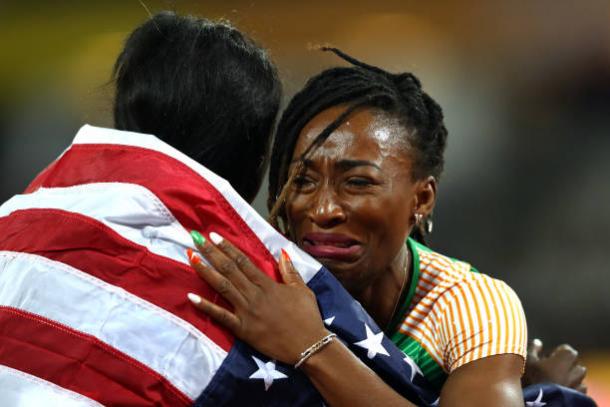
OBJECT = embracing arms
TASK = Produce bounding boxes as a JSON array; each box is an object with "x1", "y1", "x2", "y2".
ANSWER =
[
  {"x1": 186, "y1": 231, "x2": 524, "y2": 406},
  {"x1": 186, "y1": 231, "x2": 415, "y2": 406}
]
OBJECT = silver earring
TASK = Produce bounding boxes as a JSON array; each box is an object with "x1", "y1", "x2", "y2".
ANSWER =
[
  {"x1": 425, "y1": 218, "x2": 433, "y2": 234},
  {"x1": 414, "y1": 213, "x2": 423, "y2": 226}
]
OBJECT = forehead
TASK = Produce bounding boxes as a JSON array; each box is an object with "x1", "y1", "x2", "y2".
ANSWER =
[{"x1": 293, "y1": 105, "x2": 412, "y2": 166}]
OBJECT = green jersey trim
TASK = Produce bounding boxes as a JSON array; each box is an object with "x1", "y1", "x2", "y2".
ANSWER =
[
  {"x1": 388, "y1": 238, "x2": 447, "y2": 389},
  {"x1": 386, "y1": 237, "x2": 421, "y2": 335},
  {"x1": 388, "y1": 239, "x2": 482, "y2": 389},
  {"x1": 391, "y1": 334, "x2": 447, "y2": 389}
]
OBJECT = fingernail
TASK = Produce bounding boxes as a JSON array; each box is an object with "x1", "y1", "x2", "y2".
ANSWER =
[
  {"x1": 187, "y1": 292, "x2": 202, "y2": 305},
  {"x1": 186, "y1": 248, "x2": 201, "y2": 265},
  {"x1": 209, "y1": 231, "x2": 223, "y2": 245},
  {"x1": 191, "y1": 230, "x2": 205, "y2": 246},
  {"x1": 281, "y1": 248, "x2": 291, "y2": 262}
]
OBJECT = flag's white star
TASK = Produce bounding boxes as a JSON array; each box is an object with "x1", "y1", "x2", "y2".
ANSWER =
[
  {"x1": 248, "y1": 356, "x2": 288, "y2": 391},
  {"x1": 403, "y1": 355, "x2": 423, "y2": 381},
  {"x1": 354, "y1": 324, "x2": 390, "y2": 359},
  {"x1": 526, "y1": 389, "x2": 546, "y2": 407},
  {"x1": 323, "y1": 316, "x2": 335, "y2": 326}
]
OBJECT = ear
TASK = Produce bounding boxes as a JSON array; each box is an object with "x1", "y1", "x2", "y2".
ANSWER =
[{"x1": 414, "y1": 176, "x2": 437, "y2": 218}]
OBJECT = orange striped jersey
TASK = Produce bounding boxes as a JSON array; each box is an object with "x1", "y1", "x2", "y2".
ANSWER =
[{"x1": 389, "y1": 238, "x2": 527, "y2": 389}]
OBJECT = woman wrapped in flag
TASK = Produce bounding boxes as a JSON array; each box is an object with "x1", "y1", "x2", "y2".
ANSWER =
[
  {"x1": 0, "y1": 11, "x2": 590, "y2": 406},
  {"x1": 0, "y1": 11, "x2": 284, "y2": 406},
  {"x1": 187, "y1": 48, "x2": 591, "y2": 406}
]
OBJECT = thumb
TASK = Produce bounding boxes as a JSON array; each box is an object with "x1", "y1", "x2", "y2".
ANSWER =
[
  {"x1": 528, "y1": 338, "x2": 543, "y2": 361},
  {"x1": 278, "y1": 249, "x2": 305, "y2": 286}
]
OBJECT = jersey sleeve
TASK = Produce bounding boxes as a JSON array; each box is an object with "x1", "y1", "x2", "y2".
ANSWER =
[{"x1": 437, "y1": 275, "x2": 527, "y2": 373}]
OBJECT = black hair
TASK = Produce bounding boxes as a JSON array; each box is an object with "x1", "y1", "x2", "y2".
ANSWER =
[
  {"x1": 113, "y1": 11, "x2": 282, "y2": 203},
  {"x1": 268, "y1": 48, "x2": 447, "y2": 243}
]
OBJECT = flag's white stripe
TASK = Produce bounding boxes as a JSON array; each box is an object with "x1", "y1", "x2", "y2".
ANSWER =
[
  {"x1": 0, "y1": 182, "x2": 193, "y2": 266},
  {"x1": 0, "y1": 251, "x2": 226, "y2": 399},
  {"x1": 0, "y1": 364, "x2": 103, "y2": 407},
  {"x1": 73, "y1": 124, "x2": 321, "y2": 283}
]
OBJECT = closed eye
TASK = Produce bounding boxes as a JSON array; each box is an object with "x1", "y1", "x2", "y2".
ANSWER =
[
  {"x1": 293, "y1": 175, "x2": 315, "y2": 190},
  {"x1": 346, "y1": 177, "x2": 374, "y2": 187}
]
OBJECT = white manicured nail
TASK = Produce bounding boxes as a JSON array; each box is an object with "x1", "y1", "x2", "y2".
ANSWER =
[
  {"x1": 209, "y1": 232, "x2": 224, "y2": 245},
  {"x1": 187, "y1": 292, "x2": 202, "y2": 304}
]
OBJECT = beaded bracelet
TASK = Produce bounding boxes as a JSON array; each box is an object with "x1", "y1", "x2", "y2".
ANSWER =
[{"x1": 294, "y1": 333, "x2": 337, "y2": 369}]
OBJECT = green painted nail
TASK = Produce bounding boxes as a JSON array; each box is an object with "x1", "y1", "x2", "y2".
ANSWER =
[{"x1": 190, "y1": 230, "x2": 205, "y2": 246}]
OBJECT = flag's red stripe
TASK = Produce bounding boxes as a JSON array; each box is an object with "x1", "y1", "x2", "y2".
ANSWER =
[
  {"x1": 0, "y1": 208, "x2": 233, "y2": 351},
  {"x1": 0, "y1": 306, "x2": 192, "y2": 406},
  {"x1": 25, "y1": 144, "x2": 281, "y2": 282}
]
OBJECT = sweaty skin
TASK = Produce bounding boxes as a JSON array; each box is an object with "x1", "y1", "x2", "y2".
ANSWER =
[
  {"x1": 286, "y1": 106, "x2": 523, "y2": 406},
  {"x1": 190, "y1": 105, "x2": 524, "y2": 406},
  {"x1": 286, "y1": 106, "x2": 434, "y2": 329}
]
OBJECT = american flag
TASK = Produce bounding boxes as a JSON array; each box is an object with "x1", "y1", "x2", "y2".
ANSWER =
[{"x1": 0, "y1": 125, "x2": 595, "y2": 406}]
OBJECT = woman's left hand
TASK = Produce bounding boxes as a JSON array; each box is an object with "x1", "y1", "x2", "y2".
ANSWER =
[{"x1": 186, "y1": 231, "x2": 328, "y2": 365}]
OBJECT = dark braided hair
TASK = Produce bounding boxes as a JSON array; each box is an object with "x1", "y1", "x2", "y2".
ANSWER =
[{"x1": 268, "y1": 48, "x2": 447, "y2": 244}]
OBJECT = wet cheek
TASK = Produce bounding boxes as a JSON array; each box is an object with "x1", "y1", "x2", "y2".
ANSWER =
[
  {"x1": 351, "y1": 198, "x2": 390, "y2": 220},
  {"x1": 285, "y1": 198, "x2": 309, "y2": 235},
  {"x1": 353, "y1": 209, "x2": 398, "y2": 273},
  {"x1": 350, "y1": 201, "x2": 394, "y2": 236},
  {"x1": 286, "y1": 196, "x2": 307, "y2": 216},
  {"x1": 353, "y1": 200, "x2": 409, "y2": 246}
]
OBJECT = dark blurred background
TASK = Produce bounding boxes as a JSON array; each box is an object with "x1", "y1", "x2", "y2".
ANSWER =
[{"x1": 1, "y1": 0, "x2": 608, "y2": 396}]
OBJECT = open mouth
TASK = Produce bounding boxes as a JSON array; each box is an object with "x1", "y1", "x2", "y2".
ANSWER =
[
  {"x1": 301, "y1": 233, "x2": 363, "y2": 261},
  {"x1": 304, "y1": 239, "x2": 356, "y2": 248}
]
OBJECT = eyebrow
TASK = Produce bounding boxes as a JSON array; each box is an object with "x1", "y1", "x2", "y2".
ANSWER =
[{"x1": 293, "y1": 158, "x2": 381, "y2": 171}]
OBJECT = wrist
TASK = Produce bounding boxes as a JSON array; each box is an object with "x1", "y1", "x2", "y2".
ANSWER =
[
  {"x1": 294, "y1": 330, "x2": 336, "y2": 368},
  {"x1": 299, "y1": 336, "x2": 342, "y2": 373}
]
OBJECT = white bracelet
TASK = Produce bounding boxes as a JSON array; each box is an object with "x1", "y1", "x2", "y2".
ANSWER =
[{"x1": 294, "y1": 333, "x2": 337, "y2": 369}]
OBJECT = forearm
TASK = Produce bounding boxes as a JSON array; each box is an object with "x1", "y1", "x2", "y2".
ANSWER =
[
  {"x1": 439, "y1": 354, "x2": 524, "y2": 407},
  {"x1": 301, "y1": 339, "x2": 415, "y2": 407},
  {"x1": 440, "y1": 379, "x2": 522, "y2": 407}
]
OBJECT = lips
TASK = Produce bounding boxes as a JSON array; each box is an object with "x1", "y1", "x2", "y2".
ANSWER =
[{"x1": 301, "y1": 233, "x2": 363, "y2": 261}]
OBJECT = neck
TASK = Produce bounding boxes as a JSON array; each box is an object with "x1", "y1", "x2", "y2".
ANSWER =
[{"x1": 355, "y1": 245, "x2": 411, "y2": 331}]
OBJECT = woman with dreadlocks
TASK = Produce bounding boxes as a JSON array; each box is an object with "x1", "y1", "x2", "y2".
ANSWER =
[{"x1": 186, "y1": 49, "x2": 586, "y2": 406}]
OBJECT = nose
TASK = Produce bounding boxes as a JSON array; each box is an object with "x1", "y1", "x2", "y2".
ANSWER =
[{"x1": 308, "y1": 188, "x2": 347, "y2": 228}]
